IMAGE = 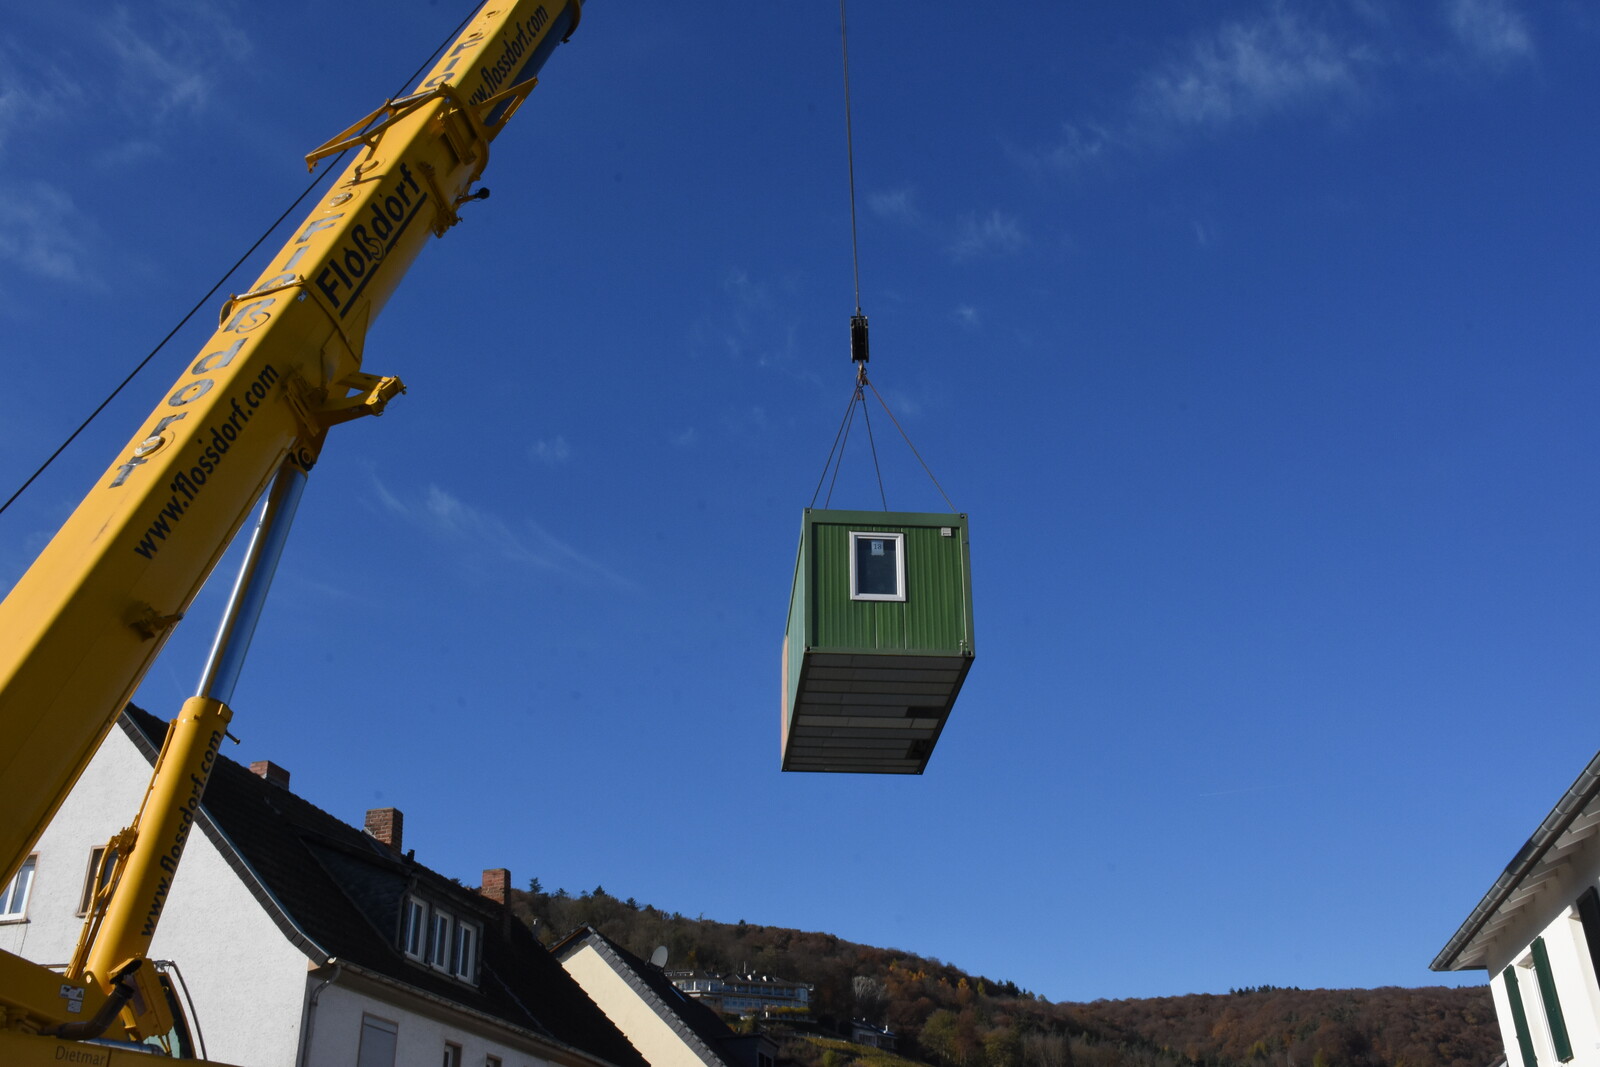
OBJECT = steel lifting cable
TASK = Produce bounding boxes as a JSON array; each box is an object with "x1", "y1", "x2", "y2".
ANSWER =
[
  {"x1": 866, "y1": 378, "x2": 958, "y2": 513},
  {"x1": 810, "y1": 388, "x2": 860, "y2": 508},
  {"x1": 0, "y1": 4, "x2": 482, "y2": 520},
  {"x1": 858, "y1": 380, "x2": 887, "y2": 510},
  {"x1": 809, "y1": 0, "x2": 958, "y2": 515},
  {"x1": 840, "y1": 0, "x2": 865, "y2": 319}
]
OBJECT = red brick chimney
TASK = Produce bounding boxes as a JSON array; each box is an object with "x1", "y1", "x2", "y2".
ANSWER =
[
  {"x1": 365, "y1": 808, "x2": 403, "y2": 852},
  {"x1": 249, "y1": 760, "x2": 290, "y2": 789},
  {"x1": 481, "y1": 868, "x2": 511, "y2": 905}
]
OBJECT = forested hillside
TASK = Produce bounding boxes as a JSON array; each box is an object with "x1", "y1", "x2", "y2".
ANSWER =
[{"x1": 507, "y1": 883, "x2": 1498, "y2": 1067}]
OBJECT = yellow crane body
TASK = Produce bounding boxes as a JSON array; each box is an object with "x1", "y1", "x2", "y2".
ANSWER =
[{"x1": 0, "y1": 2, "x2": 582, "y2": 1060}]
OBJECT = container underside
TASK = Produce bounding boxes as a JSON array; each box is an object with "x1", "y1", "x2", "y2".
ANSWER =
[{"x1": 782, "y1": 652, "x2": 971, "y2": 774}]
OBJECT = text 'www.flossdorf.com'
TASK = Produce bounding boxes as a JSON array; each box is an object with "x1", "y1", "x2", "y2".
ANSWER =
[{"x1": 132, "y1": 365, "x2": 280, "y2": 560}]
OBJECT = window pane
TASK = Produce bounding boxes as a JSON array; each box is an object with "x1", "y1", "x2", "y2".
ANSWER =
[
  {"x1": 431, "y1": 913, "x2": 452, "y2": 967},
  {"x1": 404, "y1": 899, "x2": 426, "y2": 957},
  {"x1": 455, "y1": 923, "x2": 478, "y2": 980},
  {"x1": 1, "y1": 856, "x2": 36, "y2": 918},
  {"x1": 357, "y1": 1015, "x2": 398, "y2": 1067},
  {"x1": 853, "y1": 535, "x2": 900, "y2": 598},
  {"x1": 79, "y1": 848, "x2": 112, "y2": 916}
]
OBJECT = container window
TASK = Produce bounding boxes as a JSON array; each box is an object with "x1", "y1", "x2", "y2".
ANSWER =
[{"x1": 850, "y1": 532, "x2": 905, "y2": 602}]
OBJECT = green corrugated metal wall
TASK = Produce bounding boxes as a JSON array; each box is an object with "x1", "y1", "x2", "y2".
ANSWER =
[
  {"x1": 804, "y1": 511, "x2": 972, "y2": 654},
  {"x1": 783, "y1": 529, "x2": 809, "y2": 736}
]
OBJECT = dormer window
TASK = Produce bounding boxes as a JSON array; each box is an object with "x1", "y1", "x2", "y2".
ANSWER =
[
  {"x1": 429, "y1": 908, "x2": 454, "y2": 970},
  {"x1": 403, "y1": 896, "x2": 428, "y2": 960},
  {"x1": 401, "y1": 894, "x2": 481, "y2": 984},
  {"x1": 453, "y1": 921, "x2": 478, "y2": 981}
]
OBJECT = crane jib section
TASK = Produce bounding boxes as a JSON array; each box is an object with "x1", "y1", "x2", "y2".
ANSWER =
[{"x1": 0, "y1": 0, "x2": 581, "y2": 914}]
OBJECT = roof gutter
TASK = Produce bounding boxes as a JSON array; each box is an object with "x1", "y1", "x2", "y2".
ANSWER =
[{"x1": 1433, "y1": 750, "x2": 1600, "y2": 971}]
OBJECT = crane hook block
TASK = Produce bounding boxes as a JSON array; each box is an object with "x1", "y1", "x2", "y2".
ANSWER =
[{"x1": 850, "y1": 313, "x2": 870, "y2": 363}]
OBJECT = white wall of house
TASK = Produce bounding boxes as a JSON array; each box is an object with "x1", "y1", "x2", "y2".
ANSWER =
[
  {"x1": 3, "y1": 724, "x2": 626, "y2": 1067},
  {"x1": 562, "y1": 944, "x2": 707, "y2": 1067},
  {"x1": 306, "y1": 978, "x2": 566, "y2": 1067},
  {"x1": 1491, "y1": 908, "x2": 1600, "y2": 1067},
  {"x1": 1490, "y1": 902, "x2": 1600, "y2": 1067},
  {"x1": 0, "y1": 727, "x2": 311, "y2": 1066}
]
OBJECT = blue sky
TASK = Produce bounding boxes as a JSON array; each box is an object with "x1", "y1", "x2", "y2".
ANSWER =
[{"x1": 3, "y1": 0, "x2": 1598, "y2": 1002}]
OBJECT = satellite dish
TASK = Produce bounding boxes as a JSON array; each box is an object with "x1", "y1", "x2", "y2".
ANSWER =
[{"x1": 650, "y1": 945, "x2": 669, "y2": 968}]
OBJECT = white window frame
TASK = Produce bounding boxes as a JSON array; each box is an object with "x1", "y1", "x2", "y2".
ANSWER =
[
  {"x1": 442, "y1": 1041, "x2": 462, "y2": 1067},
  {"x1": 1, "y1": 855, "x2": 37, "y2": 921},
  {"x1": 403, "y1": 896, "x2": 428, "y2": 961},
  {"x1": 453, "y1": 919, "x2": 480, "y2": 981},
  {"x1": 429, "y1": 908, "x2": 455, "y2": 972},
  {"x1": 848, "y1": 531, "x2": 906, "y2": 602}
]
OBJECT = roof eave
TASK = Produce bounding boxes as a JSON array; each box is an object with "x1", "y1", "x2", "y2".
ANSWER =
[{"x1": 1433, "y1": 749, "x2": 1600, "y2": 972}]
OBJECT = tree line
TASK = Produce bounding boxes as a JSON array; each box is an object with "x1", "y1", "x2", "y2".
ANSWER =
[{"x1": 505, "y1": 882, "x2": 1498, "y2": 1067}]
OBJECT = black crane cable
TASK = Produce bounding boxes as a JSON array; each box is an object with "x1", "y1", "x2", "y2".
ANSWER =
[
  {"x1": 808, "y1": 0, "x2": 957, "y2": 516},
  {"x1": 0, "y1": 4, "x2": 481, "y2": 520}
]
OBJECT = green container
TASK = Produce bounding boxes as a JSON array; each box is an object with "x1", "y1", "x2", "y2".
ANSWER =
[{"x1": 781, "y1": 509, "x2": 975, "y2": 774}]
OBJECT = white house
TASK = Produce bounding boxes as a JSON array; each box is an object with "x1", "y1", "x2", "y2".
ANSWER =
[
  {"x1": 0, "y1": 706, "x2": 647, "y2": 1067},
  {"x1": 1434, "y1": 750, "x2": 1600, "y2": 1067},
  {"x1": 554, "y1": 928, "x2": 776, "y2": 1067}
]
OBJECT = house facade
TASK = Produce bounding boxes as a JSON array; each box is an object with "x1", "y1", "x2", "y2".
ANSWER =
[
  {"x1": 555, "y1": 928, "x2": 776, "y2": 1067},
  {"x1": 0, "y1": 707, "x2": 645, "y2": 1067},
  {"x1": 1434, "y1": 750, "x2": 1600, "y2": 1067}
]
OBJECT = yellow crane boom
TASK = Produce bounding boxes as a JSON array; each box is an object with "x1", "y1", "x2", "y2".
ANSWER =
[{"x1": 0, "y1": 3, "x2": 582, "y2": 1060}]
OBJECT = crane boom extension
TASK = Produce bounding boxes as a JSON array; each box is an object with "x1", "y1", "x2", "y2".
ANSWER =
[{"x1": 0, "y1": 2, "x2": 581, "y2": 1059}]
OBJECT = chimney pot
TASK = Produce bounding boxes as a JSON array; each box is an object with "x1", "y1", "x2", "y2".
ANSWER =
[
  {"x1": 365, "y1": 807, "x2": 403, "y2": 852},
  {"x1": 249, "y1": 760, "x2": 290, "y2": 789}
]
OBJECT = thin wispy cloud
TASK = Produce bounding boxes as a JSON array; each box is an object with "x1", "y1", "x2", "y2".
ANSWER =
[
  {"x1": 102, "y1": 3, "x2": 253, "y2": 117},
  {"x1": 530, "y1": 436, "x2": 572, "y2": 466},
  {"x1": 952, "y1": 304, "x2": 980, "y2": 329},
  {"x1": 0, "y1": 3, "x2": 252, "y2": 297},
  {"x1": 1132, "y1": 9, "x2": 1360, "y2": 131},
  {"x1": 949, "y1": 210, "x2": 1028, "y2": 260},
  {"x1": 1022, "y1": 1, "x2": 1538, "y2": 177},
  {"x1": 869, "y1": 185, "x2": 1030, "y2": 265},
  {"x1": 868, "y1": 187, "x2": 921, "y2": 225},
  {"x1": 376, "y1": 479, "x2": 636, "y2": 591},
  {"x1": 721, "y1": 405, "x2": 769, "y2": 438},
  {"x1": 0, "y1": 183, "x2": 99, "y2": 284},
  {"x1": 0, "y1": 61, "x2": 84, "y2": 153},
  {"x1": 1444, "y1": 0, "x2": 1533, "y2": 62},
  {"x1": 691, "y1": 268, "x2": 810, "y2": 374},
  {"x1": 1035, "y1": 122, "x2": 1115, "y2": 175}
]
